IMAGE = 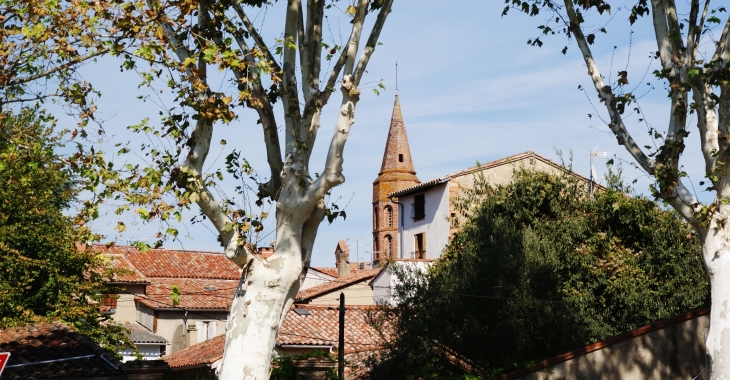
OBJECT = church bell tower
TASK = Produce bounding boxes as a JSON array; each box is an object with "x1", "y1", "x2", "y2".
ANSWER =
[{"x1": 372, "y1": 94, "x2": 420, "y2": 265}]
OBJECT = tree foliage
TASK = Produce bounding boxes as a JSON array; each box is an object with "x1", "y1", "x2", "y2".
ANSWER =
[
  {"x1": 0, "y1": 108, "x2": 131, "y2": 353},
  {"x1": 367, "y1": 168, "x2": 708, "y2": 379}
]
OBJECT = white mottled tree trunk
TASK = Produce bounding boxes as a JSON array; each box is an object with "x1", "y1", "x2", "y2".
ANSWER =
[
  {"x1": 703, "y1": 218, "x2": 730, "y2": 379},
  {"x1": 217, "y1": 223, "x2": 304, "y2": 379}
]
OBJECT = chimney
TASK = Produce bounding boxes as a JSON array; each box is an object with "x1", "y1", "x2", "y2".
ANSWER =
[{"x1": 335, "y1": 239, "x2": 350, "y2": 277}]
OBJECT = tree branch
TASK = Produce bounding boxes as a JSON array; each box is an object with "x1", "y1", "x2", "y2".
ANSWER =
[
  {"x1": 353, "y1": 0, "x2": 395, "y2": 86},
  {"x1": 5, "y1": 48, "x2": 109, "y2": 87},
  {"x1": 343, "y1": 0, "x2": 369, "y2": 77},
  {"x1": 231, "y1": 2, "x2": 282, "y2": 73},
  {"x1": 563, "y1": 0, "x2": 655, "y2": 174}
]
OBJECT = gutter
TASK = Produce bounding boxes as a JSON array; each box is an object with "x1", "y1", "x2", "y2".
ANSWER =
[{"x1": 277, "y1": 344, "x2": 334, "y2": 353}]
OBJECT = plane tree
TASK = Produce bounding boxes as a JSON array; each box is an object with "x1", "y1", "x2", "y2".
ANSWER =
[
  {"x1": 504, "y1": 0, "x2": 729, "y2": 377},
  {"x1": 91, "y1": 0, "x2": 396, "y2": 377}
]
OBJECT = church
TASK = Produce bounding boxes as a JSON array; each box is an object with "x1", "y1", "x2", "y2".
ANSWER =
[{"x1": 371, "y1": 94, "x2": 592, "y2": 265}]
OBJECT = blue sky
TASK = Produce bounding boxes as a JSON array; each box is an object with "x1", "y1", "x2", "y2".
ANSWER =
[{"x1": 59, "y1": 0, "x2": 717, "y2": 267}]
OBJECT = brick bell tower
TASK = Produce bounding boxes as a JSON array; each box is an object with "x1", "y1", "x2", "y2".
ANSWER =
[{"x1": 372, "y1": 93, "x2": 420, "y2": 265}]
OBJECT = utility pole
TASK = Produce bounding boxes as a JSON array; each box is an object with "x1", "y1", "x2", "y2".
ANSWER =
[{"x1": 338, "y1": 293, "x2": 345, "y2": 380}]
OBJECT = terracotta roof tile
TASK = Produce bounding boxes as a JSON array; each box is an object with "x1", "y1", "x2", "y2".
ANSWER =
[
  {"x1": 95, "y1": 244, "x2": 241, "y2": 280},
  {"x1": 123, "y1": 323, "x2": 168, "y2": 344},
  {"x1": 311, "y1": 267, "x2": 339, "y2": 278},
  {"x1": 164, "y1": 305, "x2": 385, "y2": 370},
  {"x1": 163, "y1": 334, "x2": 225, "y2": 368},
  {"x1": 136, "y1": 278, "x2": 237, "y2": 310},
  {"x1": 0, "y1": 321, "x2": 124, "y2": 379},
  {"x1": 106, "y1": 254, "x2": 149, "y2": 284},
  {"x1": 296, "y1": 269, "x2": 380, "y2": 301},
  {"x1": 278, "y1": 305, "x2": 384, "y2": 353}
]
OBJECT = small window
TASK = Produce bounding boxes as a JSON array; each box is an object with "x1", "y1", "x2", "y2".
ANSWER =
[
  {"x1": 385, "y1": 235, "x2": 392, "y2": 257},
  {"x1": 374, "y1": 239, "x2": 379, "y2": 259},
  {"x1": 373, "y1": 207, "x2": 379, "y2": 230},
  {"x1": 399, "y1": 154, "x2": 403, "y2": 162},
  {"x1": 386, "y1": 206, "x2": 393, "y2": 227},
  {"x1": 413, "y1": 194, "x2": 425, "y2": 220},
  {"x1": 414, "y1": 233, "x2": 426, "y2": 259}
]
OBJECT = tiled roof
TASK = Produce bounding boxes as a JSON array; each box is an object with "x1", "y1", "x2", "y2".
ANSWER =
[
  {"x1": 163, "y1": 334, "x2": 224, "y2": 368},
  {"x1": 124, "y1": 323, "x2": 168, "y2": 344},
  {"x1": 95, "y1": 244, "x2": 242, "y2": 280},
  {"x1": 106, "y1": 254, "x2": 149, "y2": 284},
  {"x1": 311, "y1": 267, "x2": 339, "y2": 278},
  {"x1": 390, "y1": 151, "x2": 596, "y2": 198},
  {"x1": 164, "y1": 305, "x2": 384, "y2": 370},
  {"x1": 279, "y1": 305, "x2": 384, "y2": 353},
  {"x1": 0, "y1": 321, "x2": 124, "y2": 379},
  {"x1": 136, "y1": 278, "x2": 237, "y2": 310},
  {"x1": 296, "y1": 269, "x2": 380, "y2": 301}
]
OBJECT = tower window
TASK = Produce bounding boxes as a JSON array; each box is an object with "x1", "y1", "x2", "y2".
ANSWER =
[
  {"x1": 386, "y1": 206, "x2": 393, "y2": 227},
  {"x1": 385, "y1": 235, "x2": 392, "y2": 257},
  {"x1": 399, "y1": 154, "x2": 403, "y2": 162}
]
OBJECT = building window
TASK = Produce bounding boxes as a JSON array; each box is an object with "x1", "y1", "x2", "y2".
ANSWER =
[
  {"x1": 386, "y1": 206, "x2": 393, "y2": 227},
  {"x1": 414, "y1": 233, "x2": 426, "y2": 259},
  {"x1": 399, "y1": 154, "x2": 403, "y2": 162},
  {"x1": 373, "y1": 207, "x2": 378, "y2": 229},
  {"x1": 385, "y1": 235, "x2": 392, "y2": 257},
  {"x1": 102, "y1": 294, "x2": 118, "y2": 309},
  {"x1": 413, "y1": 194, "x2": 425, "y2": 220},
  {"x1": 374, "y1": 239, "x2": 379, "y2": 259}
]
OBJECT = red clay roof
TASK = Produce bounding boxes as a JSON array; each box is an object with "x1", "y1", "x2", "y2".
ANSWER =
[
  {"x1": 311, "y1": 267, "x2": 339, "y2": 278},
  {"x1": 106, "y1": 254, "x2": 149, "y2": 284},
  {"x1": 164, "y1": 305, "x2": 385, "y2": 369},
  {"x1": 96, "y1": 244, "x2": 241, "y2": 280},
  {"x1": 0, "y1": 321, "x2": 124, "y2": 379},
  {"x1": 296, "y1": 269, "x2": 380, "y2": 301},
  {"x1": 136, "y1": 278, "x2": 237, "y2": 310},
  {"x1": 497, "y1": 305, "x2": 711, "y2": 379},
  {"x1": 279, "y1": 304, "x2": 384, "y2": 353},
  {"x1": 163, "y1": 334, "x2": 225, "y2": 368}
]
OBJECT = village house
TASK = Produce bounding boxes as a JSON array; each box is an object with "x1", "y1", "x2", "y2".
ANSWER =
[
  {"x1": 369, "y1": 95, "x2": 594, "y2": 303},
  {"x1": 163, "y1": 304, "x2": 384, "y2": 379},
  {"x1": 97, "y1": 245, "x2": 241, "y2": 357}
]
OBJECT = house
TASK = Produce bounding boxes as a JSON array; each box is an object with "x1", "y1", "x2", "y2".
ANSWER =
[
  {"x1": 0, "y1": 321, "x2": 126, "y2": 379},
  {"x1": 370, "y1": 259, "x2": 433, "y2": 305},
  {"x1": 296, "y1": 268, "x2": 380, "y2": 306},
  {"x1": 97, "y1": 244, "x2": 241, "y2": 355},
  {"x1": 388, "y1": 151, "x2": 589, "y2": 260},
  {"x1": 163, "y1": 304, "x2": 384, "y2": 379},
  {"x1": 497, "y1": 305, "x2": 710, "y2": 380},
  {"x1": 119, "y1": 323, "x2": 168, "y2": 362}
]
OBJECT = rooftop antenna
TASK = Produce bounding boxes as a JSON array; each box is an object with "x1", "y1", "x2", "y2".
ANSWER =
[{"x1": 590, "y1": 147, "x2": 612, "y2": 198}]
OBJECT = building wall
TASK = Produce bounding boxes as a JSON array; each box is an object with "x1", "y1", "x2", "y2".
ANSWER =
[
  {"x1": 371, "y1": 261, "x2": 431, "y2": 305},
  {"x1": 511, "y1": 314, "x2": 709, "y2": 380},
  {"x1": 111, "y1": 284, "x2": 146, "y2": 322},
  {"x1": 307, "y1": 280, "x2": 374, "y2": 306},
  {"x1": 399, "y1": 182, "x2": 450, "y2": 260},
  {"x1": 302, "y1": 270, "x2": 336, "y2": 291},
  {"x1": 147, "y1": 310, "x2": 228, "y2": 354}
]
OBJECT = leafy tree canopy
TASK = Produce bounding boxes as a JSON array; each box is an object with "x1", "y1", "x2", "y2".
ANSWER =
[
  {"x1": 0, "y1": 108, "x2": 131, "y2": 353},
  {"x1": 367, "y1": 167, "x2": 709, "y2": 379}
]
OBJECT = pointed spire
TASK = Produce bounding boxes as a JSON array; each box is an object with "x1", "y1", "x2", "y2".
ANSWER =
[{"x1": 379, "y1": 94, "x2": 417, "y2": 175}]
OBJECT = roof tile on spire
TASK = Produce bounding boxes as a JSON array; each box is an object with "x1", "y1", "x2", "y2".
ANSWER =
[{"x1": 379, "y1": 94, "x2": 417, "y2": 175}]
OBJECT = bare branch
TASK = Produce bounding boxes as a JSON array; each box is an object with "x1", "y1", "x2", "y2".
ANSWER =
[
  {"x1": 563, "y1": 0, "x2": 655, "y2": 174},
  {"x1": 712, "y1": 14, "x2": 730, "y2": 65},
  {"x1": 353, "y1": 0, "x2": 395, "y2": 86},
  {"x1": 691, "y1": 78, "x2": 719, "y2": 183},
  {"x1": 213, "y1": 12, "x2": 284, "y2": 199},
  {"x1": 5, "y1": 48, "x2": 109, "y2": 87},
  {"x1": 231, "y1": 2, "x2": 282, "y2": 73},
  {"x1": 650, "y1": 0, "x2": 675, "y2": 72}
]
